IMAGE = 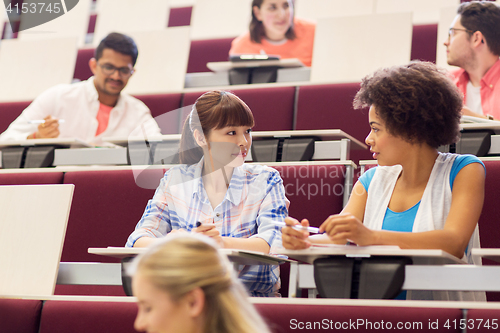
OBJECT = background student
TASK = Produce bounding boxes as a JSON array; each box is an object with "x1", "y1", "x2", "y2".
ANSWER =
[
  {"x1": 229, "y1": 0, "x2": 316, "y2": 67},
  {"x1": 131, "y1": 234, "x2": 272, "y2": 333},
  {"x1": 0, "y1": 32, "x2": 161, "y2": 143},
  {"x1": 282, "y1": 62, "x2": 486, "y2": 301},
  {"x1": 444, "y1": 1, "x2": 500, "y2": 120},
  {"x1": 127, "y1": 90, "x2": 289, "y2": 297}
]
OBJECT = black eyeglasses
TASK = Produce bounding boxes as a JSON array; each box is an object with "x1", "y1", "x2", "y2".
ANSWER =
[
  {"x1": 448, "y1": 27, "x2": 474, "y2": 39},
  {"x1": 98, "y1": 63, "x2": 134, "y2": 77}
]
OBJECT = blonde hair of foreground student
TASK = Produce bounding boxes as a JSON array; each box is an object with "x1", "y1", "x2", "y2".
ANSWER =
[{"x1": 131, "y1": 234, "x2": 271, "y2": 333}]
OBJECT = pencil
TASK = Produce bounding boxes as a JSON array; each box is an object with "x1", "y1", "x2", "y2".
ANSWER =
[
  {"x1": 28, "y1": 119, "x2": 65, "y2": 124},
  {"x1": 271, "y1": 221, "x2": 321, "y2": 234}
]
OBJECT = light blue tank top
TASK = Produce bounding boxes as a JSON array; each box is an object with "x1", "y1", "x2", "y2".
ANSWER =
[
  {"x1": 358, "y1": 154, "x2": 484, "y2": 299},
  {"x1": 359, "y1": 154, "x2": 484, "y2": 232}
]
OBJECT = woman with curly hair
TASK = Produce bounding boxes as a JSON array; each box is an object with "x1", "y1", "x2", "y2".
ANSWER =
[{"x1": 282, "y1": 62, "x2": 486, "y2": 301}]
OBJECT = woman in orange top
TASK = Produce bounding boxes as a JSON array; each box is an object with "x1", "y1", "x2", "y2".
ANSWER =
[{"x1": 229, "y1": 0, "x2": 316, "y2": 67}]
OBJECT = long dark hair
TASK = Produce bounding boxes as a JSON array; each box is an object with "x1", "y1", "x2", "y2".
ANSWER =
[
  {"x1": 179, "y1": 91, "x2": 255, "y2": 165},
  {"x1": 250, "y1": 0, "x2": 296, "y2": 43}
]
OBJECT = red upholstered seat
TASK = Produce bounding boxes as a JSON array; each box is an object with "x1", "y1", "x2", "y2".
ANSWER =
[
  {"x1": 0, "y1": 172, "x2": 64, "y2": 185},
  {"x1": 411, "y1": 24, "x2": 438, "y2": 63},
  {"x1": 0, "y1": 299, "x2": 43, "y2": 333},
  {"x1": 187, "y1": 38, "x2": 233, "y2": 73},
  {"x1": 182, "y1": 87, "x2": 295, "y2": 131},
  {"x1": 478, "y1": 160, "x2": 500, "y2": 302},
  {"x1": 58, "y1": 168, "x2": 163, "y2": 296},
  {"x1": 134, "y1": 93, "x2": 183, "y2": 133},
  {"x1": 466, "y1": 309, "x2": 500, "y2": 332},
  {"x1": 274, "y1": 164, "x2": 345, "y2": 227},
  {"x1": 0, "y1": 101, "x2": 32, "y2": 134},
  {"x1": 295, "y1": 83, "x2": 371, "y2": 165},
  {"x1": 54, "y1": 285, "x2": 128, "y2": 296},
  {"x1": 1, "y1": 22, "x2": 9, "y2": 39},
  {"x1": 39, "y1": 300, "x2": 138, "y2": 333},
  {"x1": 478, "y1": 161, "x2": 500, "y2": 250},
  {"x1": 61, "y1": 169, "x2": 162, "y2": 263},
  {"x1": 87, "y1": 13, "x2": 97, "y2": 33},
  {"x1": 255, "y1": 303, "x2": 462, "y2": 333},
  {"x1": 274, "y1": 163, "x2": 348, "y2": 297},
  {"x1": 168, "y1": 6, "x2": 193, "y2": 27},
  {"x1": 73, "y1": 48, "x2": 95, "y2": 82}
]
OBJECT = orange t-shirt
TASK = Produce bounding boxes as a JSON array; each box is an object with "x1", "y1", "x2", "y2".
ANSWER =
[
  {"x1": 95, "y1": 103, "x2": 113, "y2": 136},
  {"x1": 229, "y1": 18, "x2": 316, "y2": 67}
]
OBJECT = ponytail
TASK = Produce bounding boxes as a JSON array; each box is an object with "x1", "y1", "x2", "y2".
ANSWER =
[{"x1": 178, "y1": 114, "x2": 203, "y2": 165}]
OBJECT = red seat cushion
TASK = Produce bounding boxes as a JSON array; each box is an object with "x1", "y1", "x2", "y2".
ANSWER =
[
  {"x1": 478, "y1": 161, "x2": 500, "y2": 301},
  {"x1": 168, "y1": 7, "x2": 192, "y2": 27},
  {"x1": 296, "y1": 83, "x2": 371, "y2": 165},
  {"x1": 182, "y1": 87, "x2": 295, "y2": 131},
  {"x1": 0, "y1": 299, "x2": 42, "y2": 333},
  {"x1": 73, "y1": 48, "x2": 95, "y2": 81},
  {"x1": 478, "y1": 161, "x2": 500, "y2": 250},
  {"x1": 0, "y1": 101, "x2": 32, "y2": 134},
  {"x1": 466, "y1": 308, "x2": 500, "y2": 332},
  {"x1": 274, "y1": 165, "x2": 345, "y2": 227},
  {"x1": 54, "y1": 285, "x2": 126, "y2": 297},
  {"x1": 61, "y1": 169, "x2": 162, "y2": 263},
  {"x1": 0, "y1": 172, "x2": 64, "y2": 185},
  {"x1": 87, "y1": 13, "x2": 97, "y2": 33},
  {"x1": 411, "y1": 24, "x2": 438, "y2": 63},
  {"x1": 255, "y1": 303, "x2": 462, "y2": 333},
  {"x1": 39, "y1": 301, "x2": 138, "y2": 333},
  {"x1": 134, "y1": 93, "x2": 183, "y2": 134},
  {"x1": 187, "y1": 38, "x2": 233, "y2": 73}
]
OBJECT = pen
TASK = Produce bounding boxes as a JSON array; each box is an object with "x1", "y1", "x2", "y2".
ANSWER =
[
  {"x1": 271, "y1": 221, "x2": 321, "y2": 234},
  {"x1": 28, "y1": 119, "x2": 65, "y2": 124}
]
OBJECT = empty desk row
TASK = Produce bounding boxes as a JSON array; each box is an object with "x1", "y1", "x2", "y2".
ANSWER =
[{"x1": 0, "y1": 6, "x2": 463, "y2": 102}]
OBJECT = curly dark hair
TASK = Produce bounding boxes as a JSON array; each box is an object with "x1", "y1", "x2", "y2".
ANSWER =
[
  {"x1": 458, "y1": 1, "x2": 500, "y2": 56},
  {"x1": 353, "y1": 62, "x2": 462, "y2": 149}
]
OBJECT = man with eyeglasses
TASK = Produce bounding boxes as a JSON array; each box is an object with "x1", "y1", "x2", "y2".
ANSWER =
[
  {"x1": 444, "y1": 1, "x2": 500, "y2": 120},
  {"x1": 0, "y1": 32, "x2": 161, "y2": 142}
]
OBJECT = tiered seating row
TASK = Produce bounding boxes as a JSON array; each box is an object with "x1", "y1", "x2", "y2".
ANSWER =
[
  {"x1": 0, "y1": 162, "x2": 347, "y2": 296},
  {"x1": 3, "y1": 20, "x2": 439, "y2": 77},
  {"x1": 0, "y1": 83, "x2": 373, "y2": 163},
  {"x1": 3, "y1": 159, "x2": 500, "y2": 298},
  {"x1": 5, "y1": 297, "x2": 500, "y2": 333},
  {"x1": 73, "y1": 23, "x2": 438, "y2": 78}
]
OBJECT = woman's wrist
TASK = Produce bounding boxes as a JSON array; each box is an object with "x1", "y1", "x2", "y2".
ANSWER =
[{"x1": 220, "y1": 236, "x2": 229, "y2": 248}]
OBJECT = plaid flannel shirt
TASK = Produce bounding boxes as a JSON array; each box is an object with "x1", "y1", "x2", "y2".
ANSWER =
[{"x1": 126, "y1": 159, "x2": 289, "y2": 296}]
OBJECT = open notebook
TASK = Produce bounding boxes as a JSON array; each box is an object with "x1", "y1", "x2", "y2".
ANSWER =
[{"x1": 0, "y1": 184, "x2": 74, "y2": 296}]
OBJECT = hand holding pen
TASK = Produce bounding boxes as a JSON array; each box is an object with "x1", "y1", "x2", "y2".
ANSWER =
[
  {"x1": 28, "y1": 116, "x2": 61, "y2": 139},
  {"x1": 194, "y1": 221, "x2": 224, "y2": 246},
  {"x1": 272, "y1": 221, "x2": 321, "y2": 234},
  {"x1": 280, "y1": 217, "x2": 313, "y2": 250}
]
